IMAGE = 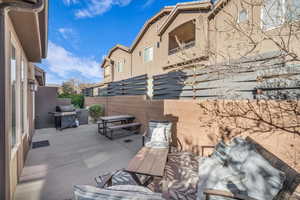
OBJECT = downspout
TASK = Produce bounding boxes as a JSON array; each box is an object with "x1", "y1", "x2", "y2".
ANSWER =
[
  {"x1": 0, "y1": 1, "x2": 45, "y2": 199},
  {"x1": 130, "y1": 52, "x2": 133, "y2": 77}
]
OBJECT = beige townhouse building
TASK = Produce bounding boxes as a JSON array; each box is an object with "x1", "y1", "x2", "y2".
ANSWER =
[
  {"x1": 101, "y1": 1, "x2": 212, "y2": 83},
  {"x1": 94, "y1": 0, "x2": 300, "y2": 99},
  {"x1": 0, "y1": 0, "x2": 48, "y2": 199}
]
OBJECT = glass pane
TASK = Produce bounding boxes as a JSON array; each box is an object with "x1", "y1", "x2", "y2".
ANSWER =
[
  {"x1": 21, "y1": 60, "x2": 25, "y2": 133},
  {"x1": 238, "y1": 9, "x2": 248, "y2": 22},
  {"x1": 11, "y1": 44, "x2": 16, "y2": 147},
  {"x1": 144, "y1": 47, "x2": 153, "y2": 62},
  {"x1": 262, "y1": 0, "x2": 284, "y2": 30},
  {"x1": 286, "y1": 0, "x2": 300, "y2": 21}
]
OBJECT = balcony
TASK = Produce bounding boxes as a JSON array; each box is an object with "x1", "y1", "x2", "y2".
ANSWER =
[
  {"x1": 168, "y1": 40, "x2": 196, "y2": 55},
  {"x1": 168, "y1": 20, "x2": 196, "y2": 56}
]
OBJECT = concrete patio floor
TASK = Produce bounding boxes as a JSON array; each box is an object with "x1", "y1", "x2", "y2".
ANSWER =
[{"x1": 15, "y1": 124, "x2": 142, "y2": 200}]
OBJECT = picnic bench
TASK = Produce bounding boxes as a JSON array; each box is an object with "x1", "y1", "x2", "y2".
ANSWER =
[{"x1": 97, "y1": 115, "x2": 140, "y2": 140}]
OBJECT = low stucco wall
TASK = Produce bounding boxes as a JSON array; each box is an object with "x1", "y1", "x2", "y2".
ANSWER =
[{"x1": 85, "y1": 96, "x2": 300, "y2": 172}]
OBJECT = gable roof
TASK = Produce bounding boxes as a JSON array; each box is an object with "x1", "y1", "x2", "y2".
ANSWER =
[
  {"x1": 130, "y1": 6, "x2": 174, "y2": 51},
  {"x1": 208, "y1": 0, "x2": 231, "y2": 19},
  {"x1": 100, "y1": 0, "x2": 215, "y2": 69},
  {"x1": 100, "y1": 44, "x2": 130, "y2": 68},
  {"x1": 158, "y1": 0, "x2": 212, "y2": 36}
]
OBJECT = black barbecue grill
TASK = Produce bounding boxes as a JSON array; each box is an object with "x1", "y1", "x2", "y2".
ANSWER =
[{"x1": 49, "y1": 105, "x2": 78, "y2": 130}]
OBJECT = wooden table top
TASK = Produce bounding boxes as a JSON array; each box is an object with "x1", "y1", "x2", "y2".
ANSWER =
[
  {"x1": 100, "y1": 115, "x2": 134, "y2": 122},
  {"x1": 125, "y1": 147, "x2": 169, "y2": 177}
]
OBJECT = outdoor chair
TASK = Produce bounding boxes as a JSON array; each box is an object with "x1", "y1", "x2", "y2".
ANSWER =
[
  {"x1": 91, "y1": 136, "x2": 300, "y2": 200},
  {"x1": 162, "y1": 136, "x2": 300, "y2": 200}
]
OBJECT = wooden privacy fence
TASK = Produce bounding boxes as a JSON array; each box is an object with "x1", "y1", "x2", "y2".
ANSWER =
[
  {"x1": 106, "y1": 74, "x2": 148, "y2": 96},
  {"x1": 153, "y1": 52, "x2": 300, "y2": 100},
  {"x1": 85, "y1": 96, "x2": 300, "y2": 172}
]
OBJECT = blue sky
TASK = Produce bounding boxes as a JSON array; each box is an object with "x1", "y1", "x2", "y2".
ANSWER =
[{"x1": 40, "y1": 0, "x2": 195, "y2": 84}]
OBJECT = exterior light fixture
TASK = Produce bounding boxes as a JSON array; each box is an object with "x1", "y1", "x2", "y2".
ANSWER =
[{"x1": 28, "y1": 79, "x2": 38, "y2": 91}]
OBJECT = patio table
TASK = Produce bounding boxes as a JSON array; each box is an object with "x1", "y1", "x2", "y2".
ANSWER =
[
  {"x1": 98, "y1": 115, "x2": 135, "y2": 137},
  {"x1": 124, "y1": 147, "x2": 169, "y2": 192}
]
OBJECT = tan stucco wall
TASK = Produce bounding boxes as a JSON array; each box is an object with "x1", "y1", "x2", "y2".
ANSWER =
[
  {"x1": 107, "y1": 10, "x2": 211, "y2": 81},
  {"x1": 160, "y1": 11, "x2": 209, "y2": 70},
  {"x1": 104, "y1": 49, "x2": 131, "y2": 82},
  {"x1": 131, "y1": 15, "x2": 168, "y2": 78},
  {"x1": 85, "y1": 96, "x2": 300, "y2": 173},
  {"x1": 130, "y1": 11, "x2": 209, "y2": 78},
  {"x1": 207, "y1": 0, "x2": 300, "y2": 63},
  {"x1": 5, "y1": 14, "x2": 31, "y2": 200},
  {"x1": 104, "y1": 1, "x2": 300, "y2": 82}
]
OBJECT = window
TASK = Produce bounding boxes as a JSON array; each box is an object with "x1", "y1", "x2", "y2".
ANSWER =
[
  {"x1": 21, "y1": 59, "x2": 26, "y2": 134},
  {"x1": 168, "y1": 20, "x2": 196, "y2": 55},
  {"x1": 261, "y1": 0, "x2": 284, "y2": 30},
  {"x1": 238, "y1": 9, "x2": 248, "y2": 23},
  {"x1": 115, "y1": 60, "x2": 124, "y2": 72},
  {"x1": 144, "y1": 47, "x2": 153, "y2": 62},
  {"x1": 261, "y1": 0, "x2": 300, "y2": 30},
  {"x1": 286, "y1": 0, "x2": 300, "y2": 21},
  {"x1": 11, "y1": 44, "x2": 17, "y2": 147}
]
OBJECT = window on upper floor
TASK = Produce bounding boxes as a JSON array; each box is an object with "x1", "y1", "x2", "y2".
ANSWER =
[
  {"x1": 261, "y1": 0, "x2": 300, "y2": 30},
  {"x1": 144, "y1": 47, "x2": 153, "y2": 62},
  {"x1": 168, "y1": 20, "x2": 196, "y2": 55},
  {"x1": 115, "y1": 60, "x2": 124, "y2": 73},
  {"x1": 238, "y1": 9, "x2": 248, "y2": 23}
]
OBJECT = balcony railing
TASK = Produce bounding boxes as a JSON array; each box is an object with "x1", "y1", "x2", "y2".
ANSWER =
[{"x1": 168, "y1": 40, "x2": 195, "y2": 55}]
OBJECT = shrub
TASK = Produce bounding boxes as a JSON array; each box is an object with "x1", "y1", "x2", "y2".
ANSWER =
[
  {"x1": 58, "y1": 93, "x2": 84, "y2": 108},
  {"x1": 88, "y1": 104, "x2": 104, "y2": 122}
]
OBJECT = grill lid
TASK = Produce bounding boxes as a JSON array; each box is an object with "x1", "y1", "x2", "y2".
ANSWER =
[{"x1": 56, "y1": 105, "x2": 75, "y2": 112}]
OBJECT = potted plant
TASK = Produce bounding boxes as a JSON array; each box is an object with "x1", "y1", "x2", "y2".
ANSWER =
[{"x1": 88, "y1": 104, "x2": 104, "y2": 123}]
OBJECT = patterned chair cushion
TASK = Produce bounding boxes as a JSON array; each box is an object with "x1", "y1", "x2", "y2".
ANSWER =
[
  {"x1": 73, "y1": 185, "x2": 164, "y2": 200},
  {"x1": 96, "y1": 170, "x2": 139, "y2": 187},
  {"x1": 107, "y1": 185, "x2": 153, "y2": 193},
  {"x1": 197, "y1": 138, "x2": 286, "y2": 200},
  {"x1": 145, "y1": 121, "x2": 172, "y2": 149},
  {"x1": 163, "y1": 152, "x2": 200, "y2": 200}
]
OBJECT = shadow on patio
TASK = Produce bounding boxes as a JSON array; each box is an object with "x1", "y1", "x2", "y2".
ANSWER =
[{"x1": 14, "y1": 124, "x2": 142, "y2": 200}]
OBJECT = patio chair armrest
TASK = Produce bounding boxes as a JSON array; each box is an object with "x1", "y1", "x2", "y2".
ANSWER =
[
  {"x1": 142, "y1": 131, "x2": 150, "y2": 146},
  {"x1": 95, "y1": 173, "x2": 113, "y2": 188},
  {"x1": 201, "y1": 145, "x2": 215, "y2": 156},
  {"x1": 204, "y1": 189, "x2": 258, "y2": 200},
  {"x1": 143, "y1": 130, "x2": 148, "y2": 137}
]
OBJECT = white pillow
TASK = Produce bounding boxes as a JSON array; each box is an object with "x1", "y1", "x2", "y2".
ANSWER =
[{"x1": 150, "y1": 127, "x2": 166, "y2": 143}]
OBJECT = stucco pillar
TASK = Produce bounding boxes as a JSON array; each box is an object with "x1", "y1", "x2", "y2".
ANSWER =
[{"x1": 147, "y1": 77, "x2": 153, "y2": 99}]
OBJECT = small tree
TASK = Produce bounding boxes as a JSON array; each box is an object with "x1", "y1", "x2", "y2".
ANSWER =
[{"x1": 88, "y1": 104, "x2": 104, "y2": 122}]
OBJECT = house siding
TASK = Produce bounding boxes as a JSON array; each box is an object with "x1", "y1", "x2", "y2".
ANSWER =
[
  {"x1": 4, "y1": 13, "x2": 34, "y2": 200},
  {"x1": 207, "y1": 0, "x2": 300, "y2": 63},
  {"x1": 131, "y1": 15, "x2": 168, "y2": 78},
  {"x1": 104, "y1": 49, "x2": 131, "y2": 82}
]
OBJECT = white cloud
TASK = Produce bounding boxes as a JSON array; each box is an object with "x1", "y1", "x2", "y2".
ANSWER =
[
  {"x1": 142, "y1": 0, "x2": 155, "y2": 8},
  {"x1": 63, "y1": 0, "x2": 78, "y2": 5},
  {"x1": 58, "y1": 28, "x2": 74, "y2": 40},
  {"x1": 44, "y1": 41, "x2": 102, "y2": 83},
  {"x1": 74, "y1": 0, "x2": 133, "y2": 18}
]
